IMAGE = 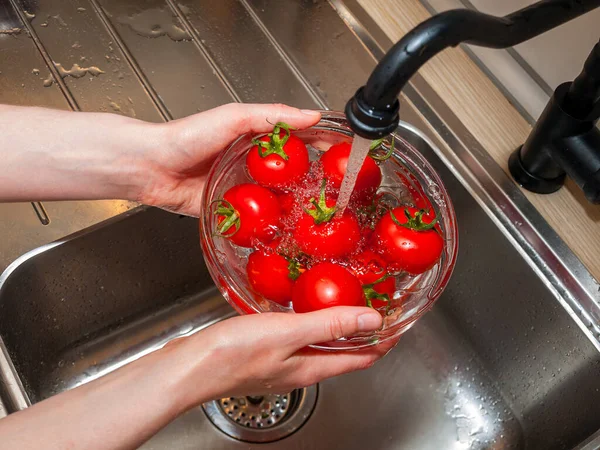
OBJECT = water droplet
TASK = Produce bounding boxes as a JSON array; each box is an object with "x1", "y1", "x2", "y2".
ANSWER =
[
  {"x1": 116, "y1": 8, "x2": 191, "y2": 41},
  {"x1": 0, "y1": 27, "x2": 22, "y2": 35},
  {"x1": 52, "y1": 14, "x2": 67, "y2": 27},
  {"x1": 109, "y1": 101, "x2": 122, "y2": 113},
  {"x1": 54, "y1": 62, "x2": 105, "y2": 79}
]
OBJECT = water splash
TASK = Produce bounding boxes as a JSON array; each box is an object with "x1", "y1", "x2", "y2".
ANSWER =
[
  {"x1": 335, "y1": 135, "x2": 372, "y2": 215},
  {"x1": 117, "y1": 8, "x2": 190, "y2": 41},
  {"x1": 55, "y1": 62, "x2": 105, "y2": 79}
]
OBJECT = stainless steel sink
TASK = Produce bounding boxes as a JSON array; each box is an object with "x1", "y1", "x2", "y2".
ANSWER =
[
  {"x1": 1, "y1": 121, "x2": 600, "y2": 450},
  {"x1": 1, "y1": 0, "x2": 600, "y2": 449}
]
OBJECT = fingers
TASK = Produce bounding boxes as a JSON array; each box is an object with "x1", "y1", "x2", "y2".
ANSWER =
[
  {"x1": 188, "y1": 103, "x2": 321, "y2": 141},
  {"x1": 204, "y1": 103, "x2": 321, "y2": 136},
  {"x1": 164, "y1": 103, "x2": 321, "y2": 162},
  {"x1": 285, "y1": 307, "x2": 383, "y2": 349},
  {"x1": 289, "y1": 336, "x2": 401, "y2": 387}
]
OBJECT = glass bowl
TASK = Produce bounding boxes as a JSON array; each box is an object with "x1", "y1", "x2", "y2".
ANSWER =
[{"x1": 200, "y1": 111, "x2": 458, "y2": 350}]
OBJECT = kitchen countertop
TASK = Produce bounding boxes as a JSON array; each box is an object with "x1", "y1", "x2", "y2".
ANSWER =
[{"x1": 357, "y1": 0, "x2": 600, "y2": 283}]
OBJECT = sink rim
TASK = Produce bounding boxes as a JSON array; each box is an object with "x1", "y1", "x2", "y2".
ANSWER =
[{"x1": 0, "y1": 206, "x2": 151, "y2": 411}]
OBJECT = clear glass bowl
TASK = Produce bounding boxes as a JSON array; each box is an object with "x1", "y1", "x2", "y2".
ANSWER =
[{"x1": 200, "y1": 111, "x2": 458, "y2": 350}]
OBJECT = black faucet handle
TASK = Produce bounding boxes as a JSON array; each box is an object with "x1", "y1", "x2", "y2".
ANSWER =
[
  {"x1": 564, "y1": 40, "x2": 600, "y2": 120},
  {"x1": 509, "y1": 39, "x2": 600, "y2": 204}
]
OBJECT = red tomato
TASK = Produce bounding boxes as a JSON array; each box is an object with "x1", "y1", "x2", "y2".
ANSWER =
[
  {"x1": 292, "y1": 262, "x2": 365, "y2": 313},
  {"x1": 215, "y1": 183, "x2": 281, "y2": 248},
  {"x1": 351, "y1": 250, "x2": 395, "y2": 309},
  {"x1": 277, "y1": 191, "x2": 296, "y2": 218},
  {"x1": 247, "y1": 250, "x2": 294, "y2": 305},
  {"x1": 293, "y1": 193, "x2": 360, "y2": 258},
  {"x1": 320, "y1": 142, "x2": 382, "y2": 195},
  {"x1": 246, "y1": 122, "x2": 309, "y2": 189},
  {"x1": 374, "y1": 206, "x2": 444, "y2": 274},
  {"x1": 396, "y1": 168, "x2": 435, "y2": 219}
]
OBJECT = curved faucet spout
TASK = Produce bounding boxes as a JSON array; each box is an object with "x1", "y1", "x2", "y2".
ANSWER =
[{"x1": 346, "y1": 0, "x2": 600, "y2": 139}]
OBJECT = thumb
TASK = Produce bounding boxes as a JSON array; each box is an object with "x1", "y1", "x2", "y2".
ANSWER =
[{"x1": 288, "y1": 307, "x2": 383, "y2": 348}]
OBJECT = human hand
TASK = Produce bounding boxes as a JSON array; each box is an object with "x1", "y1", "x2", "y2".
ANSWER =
[
  {"x1": 0, "y1": 306, "x2": 397, "y2": 450},
  {"x1": 136, "y1": 103, "x2": 321, "y2": 216},
  {"x1": 0, "y1": 103, "x2": 318, "y2": 207},
  {"x1": 164, "y1": 306, "x2": 398, "y2": 408}
]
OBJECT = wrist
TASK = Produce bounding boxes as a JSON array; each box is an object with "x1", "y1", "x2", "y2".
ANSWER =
[
  {"x1": 93, "y1": 116, "x2": 166, "y2": 203},
  {"x1": 151, "y1": 336, "x2": 223, "y2": 415}
]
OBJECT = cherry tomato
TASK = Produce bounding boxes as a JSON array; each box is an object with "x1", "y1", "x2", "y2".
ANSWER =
[
  {"x1": 292, "y1": 262, "x2": 365, "y2": 313},
  {"x1": 277, "y1": 191, "x2": 296, "y2": 218},
  {"x1": 214, "y1": 183, "x2": 281, "y2": 248},
  {"x1": 351, "y1": 250, "x2": 395, "y2": 309},
  {"x1": 320, "y1": 142, "x2": 382, "y2": 195},
  {"x1": 293, "y1": 181, "x2": 360, "y2": 258},
  {"x1": 247, "y1": 249, "x2": 294, "y2": 305},
  {"x1": 374, "y1": 206, "x2": 444, "y2": 274},
  {"x1": 246, "y1": 122, "x2": 309, "y2": 189},
  {"x1": 395, "y1": 167, "x2": 435, "y2": 220}
]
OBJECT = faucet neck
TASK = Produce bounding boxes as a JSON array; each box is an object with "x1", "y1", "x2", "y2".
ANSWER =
[{"x1": 347, "y1": 0, "x2": 600, "y2": 139}]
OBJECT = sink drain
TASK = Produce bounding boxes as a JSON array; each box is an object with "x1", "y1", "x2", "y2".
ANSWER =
[{"x1": 202, "y1": 385, "x2": 317, "y2": 443}]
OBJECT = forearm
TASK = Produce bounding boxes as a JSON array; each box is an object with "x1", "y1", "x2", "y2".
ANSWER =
[
  {"x1": 0, "y1": 105, "x2": 162, "y2": 202},
  {"x1": 0, "y1": 344, "x2": 211, "y2": 450}
]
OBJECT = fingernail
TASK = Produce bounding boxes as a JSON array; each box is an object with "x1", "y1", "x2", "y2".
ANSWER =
[
  {"x1": 300, "y1": 109, "x2": 320, "y2": 116},
  {"x1": 358, "y1": 312, "x2": 382, "y2": 331}
]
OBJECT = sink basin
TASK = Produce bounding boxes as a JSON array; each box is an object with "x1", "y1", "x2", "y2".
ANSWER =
[{"x1": 1, "y1": 122, "x2": 600, "y2": 450}]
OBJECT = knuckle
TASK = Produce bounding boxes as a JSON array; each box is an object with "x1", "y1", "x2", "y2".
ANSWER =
[
  {"x1": 221, "y1": 102, "x2": 241, "y2": 114},
  {"x1": 269, "y1": 103, "x2": 289, "y2": 121},
  {"x1": 327, "y1": 316, "x2": 347, "y2": 341},
  {"x1": 223, "y1": 103, "x2": 250, "y2": 127}
]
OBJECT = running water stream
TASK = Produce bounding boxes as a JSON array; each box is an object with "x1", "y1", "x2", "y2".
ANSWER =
[{"x1": 335, "y1": 135, "x2": 372, "y2": 215}]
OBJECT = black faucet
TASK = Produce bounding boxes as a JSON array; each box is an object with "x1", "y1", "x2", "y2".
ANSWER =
[
  {"x1": 509, "y1": 41, "x2": 600, "y2": 203},
  {"x1": 345, "y1": 0, "x2": 600, "y2": 203}
]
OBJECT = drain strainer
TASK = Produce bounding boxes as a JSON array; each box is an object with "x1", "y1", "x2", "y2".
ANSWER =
[{"x1": 202, "y1": 385, "x2": 318, "y2": 443}]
